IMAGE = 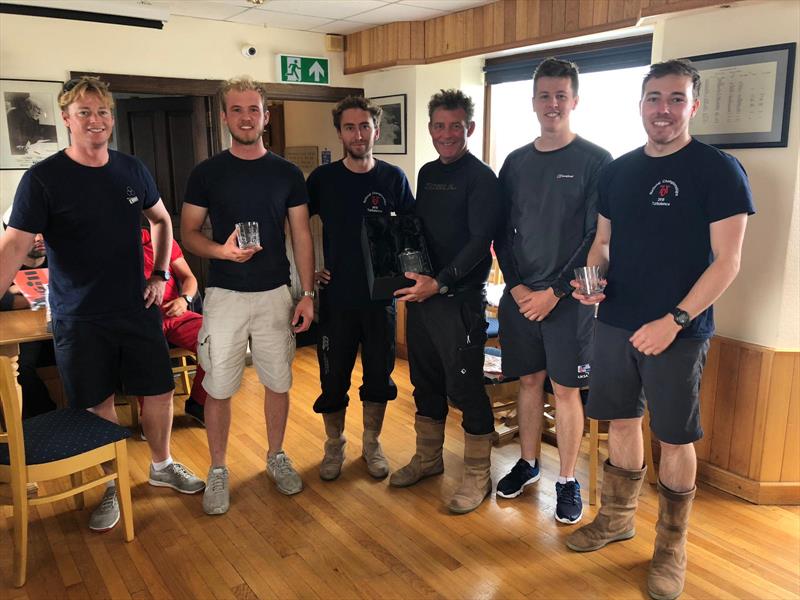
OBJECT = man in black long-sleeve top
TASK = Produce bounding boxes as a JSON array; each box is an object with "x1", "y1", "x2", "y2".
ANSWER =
[
  {"x1": 391, "y1": 89, "x2": 500, "y2": 514},
  {"x1": 494, "y1": 58, "x2": 612, "y2": 524}
]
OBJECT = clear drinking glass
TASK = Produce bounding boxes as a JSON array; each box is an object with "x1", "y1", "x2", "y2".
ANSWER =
[
  {"x1": 573, "y1": 266, "x2": 605, "y2": 295},
  {"x1": 236, "y1": 221, "x2": 260, "y2": 248},
  {"x1": 398, "y1": 248, "x2": 425, "y2": 273}
]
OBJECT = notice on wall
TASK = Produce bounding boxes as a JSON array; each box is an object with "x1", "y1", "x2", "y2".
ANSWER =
[
  {"x1": 692, "y1": 61, "x2": 777, "y2": 135},
  {"x1": 285, "y1": 146, "x2": 319, "y2": 174}
]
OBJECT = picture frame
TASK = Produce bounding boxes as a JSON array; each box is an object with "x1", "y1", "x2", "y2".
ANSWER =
[
  {"x1": 685, "y1": 42, "x2": 795, "y2": 149},
  {"x1": 370, "y1": 93, "x2": 407, "y2": 155},
  {"x1": 1, "y1": 79, "x2": 69, "y2": 170}
]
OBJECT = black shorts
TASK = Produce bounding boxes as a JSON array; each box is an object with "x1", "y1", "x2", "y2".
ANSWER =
[
  {"x1": 52, "y1": 305, "x2": 175, "y2": 409},
  {"x1": 498, "y1": 291, "x2": 594, "y2": 387},
  {"x1": 586, "y1": 320, "x2": 709, "y2": 444}
]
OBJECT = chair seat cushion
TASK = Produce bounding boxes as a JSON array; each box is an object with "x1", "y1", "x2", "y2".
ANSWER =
[
  {"x1": 0, "y1": 408, "x2": 131, "y2": 466},
  {"x1": 484, "y1": 346, "x2": 518, "y2": 385},
  {"x1": 486, "y1": 317, "x2": 499, "y2": 339}
]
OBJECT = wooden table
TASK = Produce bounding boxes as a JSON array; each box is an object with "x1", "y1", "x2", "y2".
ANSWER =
[{"x1": 0, "y1": 309, "x2": 51, "y2": 402}]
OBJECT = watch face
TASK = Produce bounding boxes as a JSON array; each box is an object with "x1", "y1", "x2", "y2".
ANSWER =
[{"x1": 673, "y1": 309, "x2": 690, "y2": 327}]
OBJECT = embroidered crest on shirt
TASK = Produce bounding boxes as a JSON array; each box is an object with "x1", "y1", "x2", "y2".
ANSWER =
[
  {"x1": 648, "y1": 179, "x2": 679, "y2": 207},
  {"x1": 363, "y1": 192, "x2": 388, "y2": 214},
  {"x1": 126, "y1": 186, "x2": 140, "y2": 205}
]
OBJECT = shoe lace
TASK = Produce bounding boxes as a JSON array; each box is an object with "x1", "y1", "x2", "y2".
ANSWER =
[
  {"x1": 209, "y1": 469, "x2": 227, "y2": 492},
  {"x1": 171, "y1": 463, "x2": 196, "y2": 481},
  {"x1": 557, "y1": 481, "x2": 579, "y2": 505},
  {"x1": 272, "y1": 453, "x2": 295, "y2": 476},
  {"x1": 99, "y1": 488, "x2": 117, "y2": 509}
]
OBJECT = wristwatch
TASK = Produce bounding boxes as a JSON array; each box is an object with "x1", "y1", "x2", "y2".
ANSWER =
[
  {"x1": 181, "y1": 293, "x2": 193, "y2": 305},
  {"x1": 671, "y1": 307, "x2": 691, "y2": 329},
  {"x1": 552, "y1": 286, "x2": 570, "y2": 298},
  {"x1": 151, "y1": 269, "x2": 170, "y2": 282},
  {"x1": 302, "y1": 290, "x2": 316, "y2": 299},
  {"x1": 437, "y1": 279, "x2": 449, "y2": 295}
]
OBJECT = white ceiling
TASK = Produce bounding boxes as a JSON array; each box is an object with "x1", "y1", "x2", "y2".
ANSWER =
[{"x1": 2, "y1": 0, "x2": 496, "y2": 35}]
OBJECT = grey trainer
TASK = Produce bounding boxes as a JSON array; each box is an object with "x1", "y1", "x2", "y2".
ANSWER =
[
  {"x1": 149, "y1": 462, "x2": 205, "y2": 494},
  {"x1": 203, "y1": 466, "x2": 230, "y2": 515},
  {"x1": 267, "y1": 451, "x2": 303, "y2": 495},
  {"x1": 89, "y1": 486, "x2": 119, "y2": 532}
]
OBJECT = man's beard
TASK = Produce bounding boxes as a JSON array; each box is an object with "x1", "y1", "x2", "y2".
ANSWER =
[{"x1": 230, "y1": 127, "x2": 264, "y2": 146}]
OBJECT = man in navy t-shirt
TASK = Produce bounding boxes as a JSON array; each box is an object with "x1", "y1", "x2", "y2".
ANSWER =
[
  {"x1": 181, "y1": 77, "x2": 314, "y2": 515},
  {"x1": 307, "y1": 96, "x2": 414, "y2": 482},
  {"x1": 0, "y1": 76, "x2": 204, "y2": 533},
  {"x1": 565, "y1": 61, "x2": 754, "y2": 600}
]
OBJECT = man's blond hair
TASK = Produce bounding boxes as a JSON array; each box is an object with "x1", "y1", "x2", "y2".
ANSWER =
[
  {"x1": 219, "y1": 76, "x2": 269, "y2": 112},
  {"x1": 58, "y1": 76, "x2": 114, "y2": 111}
]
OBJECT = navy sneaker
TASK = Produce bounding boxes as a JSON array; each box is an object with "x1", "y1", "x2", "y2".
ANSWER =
[
  {"x1": 496, "y1": 458, "x2": 540, "y2": 498},
  {"x1": 555, "y1": 480, "x2": 583, "y2": 524}
]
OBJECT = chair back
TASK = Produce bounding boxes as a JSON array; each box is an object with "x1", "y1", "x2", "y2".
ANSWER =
[{"x1": 0, "y1": 356, "x2": 27, "y2": 475}]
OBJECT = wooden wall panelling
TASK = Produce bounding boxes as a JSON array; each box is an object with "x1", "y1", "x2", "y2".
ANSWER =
[
  {"x1": 781, "y1": 355, "x2": 800, "y2": 482},
  {"x1": 728, "y1": 346, "x2": 761, "y2": 477},
  {"x1": 709, "y1": 341, "x2": 740, "y2": 469},
  {"x1": 760, "y1": 353, "x2": 796, "y2": 481},
  {"x1": 747, "y1": 349, "x2": 775, "y2": 480},
  {"x1": 343, "y1": 0, "x2": 742, "y2": 74},
  {"x1": 551, "y1": 0, "x2": 567, "y2": 35}
]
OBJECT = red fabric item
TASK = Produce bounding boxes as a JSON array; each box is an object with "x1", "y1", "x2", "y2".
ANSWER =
[{"x1": 141, "y1": 228, "x2": 182, "y2": 304}]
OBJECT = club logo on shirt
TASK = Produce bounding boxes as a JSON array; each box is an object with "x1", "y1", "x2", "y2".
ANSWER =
[
  {"x1": 126, "y1": 186, "x2": 140, "y2": 205},
  {"x1": 577, "y1": 363, "x2": 590, "y2": 379},
  {"x1": 556, "y1": 173, "x2": 575, "y2": 179},
  {"x1": 648, "y1": 179, "x2": 679, "y2": 207},
  {"x1": 363, "y1": 191, "x2": 388, "y2": 214}
]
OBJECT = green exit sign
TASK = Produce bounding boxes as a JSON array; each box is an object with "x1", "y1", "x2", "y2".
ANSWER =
[{"x1": 277, "y1": 54, "x2": 329, "y2": 85}]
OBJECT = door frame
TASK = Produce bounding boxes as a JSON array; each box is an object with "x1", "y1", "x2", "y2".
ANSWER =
[{"x1": 70, "y1": 71, "x2": 364, "y2": 153}]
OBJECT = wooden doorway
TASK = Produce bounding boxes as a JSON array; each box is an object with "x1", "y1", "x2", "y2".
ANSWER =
[{"x1": 115, "y1": 95, "x2": 212, "y2": 289}]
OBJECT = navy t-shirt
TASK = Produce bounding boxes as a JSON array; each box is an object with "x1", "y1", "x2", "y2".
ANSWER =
[
  {"x1": 307, "y1": 159, "x2": 414, "y2": 309},
  {"x1": 9, "y1": 150, "x2": 159, "y2": 320},
  {"x1": 184, "y1": 150, "x2": 309, "y2": 292},
  {"x1": 597, "y1": 139, "x2": 755, "y2": 339}
]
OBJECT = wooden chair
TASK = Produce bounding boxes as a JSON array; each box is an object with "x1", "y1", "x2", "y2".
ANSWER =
[{"x1": 0, "y1": 356, "x2": 134, "y2": 587}]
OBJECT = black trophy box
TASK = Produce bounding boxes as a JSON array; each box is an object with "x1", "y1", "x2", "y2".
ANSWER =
[{"x1": 360, "y1": 215, "x2": 433, "y2": 301}]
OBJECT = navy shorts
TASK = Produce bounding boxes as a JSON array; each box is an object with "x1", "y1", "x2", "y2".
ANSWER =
[
  {"x1": 498, "y1": 291, "x2": 594, "y2": 388},
  {"x1": 586, "y1": 320, "x2": 709, "y2": 444},
  {"x1": 52, "y1": 305, "x2": 175, "y2": 409}
]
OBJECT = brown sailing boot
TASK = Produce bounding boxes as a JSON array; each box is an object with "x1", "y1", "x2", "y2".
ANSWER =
[
  {"x1": 361, "y1": 401, "x2": 390, "y2": 479},
  {"x1": 389, "y1": 415, "x2": 445, "y2": 487},
  {"x1": 566, "y1": 460, "x2": 647, "y2": 552},
  {"x1": 647, "y1": 482, "x2": 696, "y2": 600},
  {"x1": 319, "y1": 408, "x2": 346, "y2": 481},
  {"x1": 447, "y1": 432, "x2": 494, "y2": 514}
]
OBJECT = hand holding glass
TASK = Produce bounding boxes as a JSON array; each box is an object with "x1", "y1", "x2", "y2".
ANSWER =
[
  {"x1": 574, "y1": 266, "x2": 606, "y2": 296},
  {"x1": 236, "y1": 221, "x2": 260, "y2": 249}
]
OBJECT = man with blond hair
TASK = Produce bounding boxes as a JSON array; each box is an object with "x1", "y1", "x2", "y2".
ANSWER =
[
  {"x1": 182, "y1": 76, "x2": 315, "y2": 515},
  {"x1": 0, "y1": 76, "x2": 205, "y2": 533}
]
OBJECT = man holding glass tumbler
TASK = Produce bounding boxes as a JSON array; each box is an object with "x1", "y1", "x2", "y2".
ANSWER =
[
  {"x1": 392, "y1": 89, "x2": 500, "y2": 514},
  {"x1": 494, "y1": 58, "x2": 611, "y2": 524},
  {"x1": 181, "y1": 76, "x2": 315, "y2": 515},
  {"x1": 566, "y1": 60, "x2": 754, "y2": 600}
]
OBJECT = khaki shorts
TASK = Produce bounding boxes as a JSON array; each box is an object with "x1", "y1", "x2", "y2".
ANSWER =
[{"x1": 198, "y1": 286, "x2": 296, "y2": 399}]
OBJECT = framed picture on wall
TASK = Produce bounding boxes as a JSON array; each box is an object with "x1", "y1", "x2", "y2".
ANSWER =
[
  {"x1": 370, "y1": 94, "x2": 407, "y2": 155},
  {"x1": 0, "y1": 79, "x2": 69, "y2": 170},
  {"x1": 685, "y1": 42, "x2": 795, "y2": 148}
]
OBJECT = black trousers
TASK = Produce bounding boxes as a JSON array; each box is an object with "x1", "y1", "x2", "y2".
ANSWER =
[
  {"x1": 406, "y1": 290, "x2": 494, "y2": 435},
  {"x1": 314, "y1": 301, "x2": 397, "y2": 414}
]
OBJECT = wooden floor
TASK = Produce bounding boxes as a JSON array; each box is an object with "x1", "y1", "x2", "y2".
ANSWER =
[{"x1": 2, "y1": 347, "x2": 799, "y2": 599}]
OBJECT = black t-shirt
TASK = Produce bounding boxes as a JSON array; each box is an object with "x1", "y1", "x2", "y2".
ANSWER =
[
  {"x1": 496, "y1": 136, "x2": 612, "y2": 293},
  {"x1": 184, "y1": 150, "x2": 309, "y2": 292},
  {"x1": 597, "y1": 139, "x2": 755, "y2": 339},
  {"x1": 415, "y1": 152, "x2": 500, "y2": 290},
  {"x1": 307, "y1": 159, "x2": 414, "y2": 308},
  {"x1": 10, "y1": 150, "x2": 159, "y2": 319}
]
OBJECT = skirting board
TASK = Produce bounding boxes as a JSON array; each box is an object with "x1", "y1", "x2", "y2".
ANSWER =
[{"x1": 698, "y1": 460, "x2": 800, "y2": 505}]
